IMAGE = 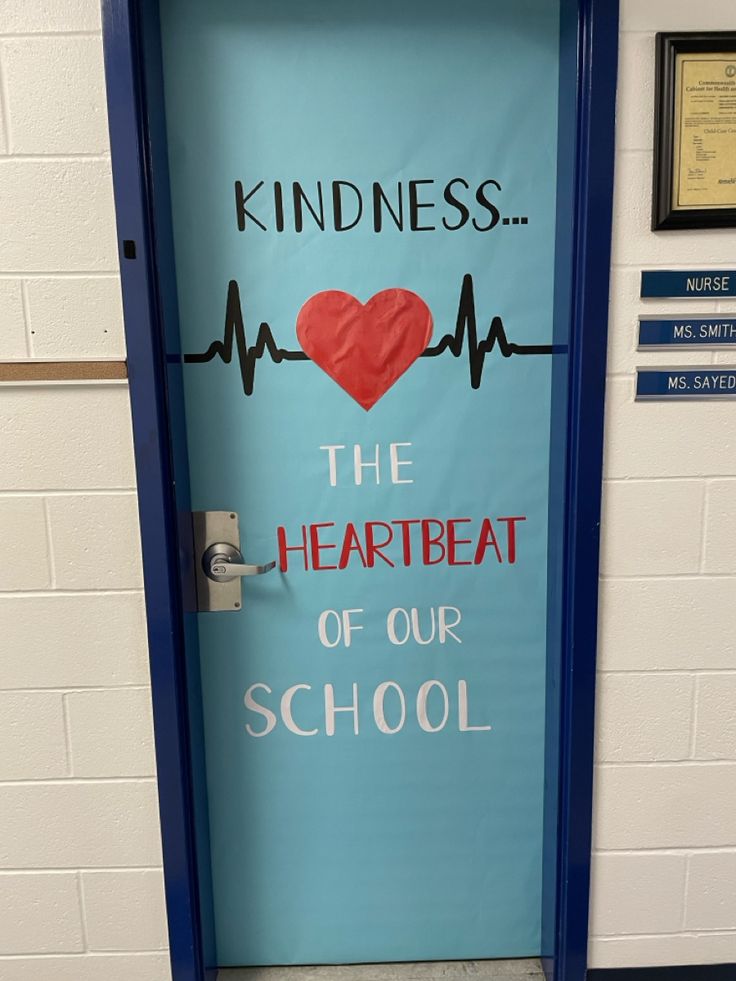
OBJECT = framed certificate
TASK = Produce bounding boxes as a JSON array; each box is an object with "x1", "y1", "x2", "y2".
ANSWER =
[{"x1": 653, "y1": 32, "x2": 736, "y2": 230}]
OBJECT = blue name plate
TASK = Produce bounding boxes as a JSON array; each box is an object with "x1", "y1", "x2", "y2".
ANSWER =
[
  {"x1": 641, "y1": 270, "x2": 736, "y2": 299},
  {"x1": 637, "y1": 367, "x2": 736, "y2": 400},
  {"x1": 639, "y1": 316, "x2": 736, "y2": 347}
]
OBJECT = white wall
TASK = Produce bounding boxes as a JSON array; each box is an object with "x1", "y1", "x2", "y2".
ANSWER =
[
  {"x1": 0, "y1": 0, "x2": 734, "y2": 975},
  {"x1": 0, "y1": 2, "x2": 170, "y2": 980},
  {"x1": 588, "y1": 0, "x2": 736, "y2": 969}
]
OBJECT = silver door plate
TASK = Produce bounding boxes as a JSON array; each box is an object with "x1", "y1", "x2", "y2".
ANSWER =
[{"x1": 192, "y1": 510, "x2": 243, "y2": 612}]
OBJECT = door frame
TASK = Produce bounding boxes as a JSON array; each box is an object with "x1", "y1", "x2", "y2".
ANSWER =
[{"x1": 101, "y1": 2, "x2": 619, "y2": 979}]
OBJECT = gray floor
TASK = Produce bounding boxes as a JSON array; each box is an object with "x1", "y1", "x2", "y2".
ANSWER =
[{"x1": 219, "y1": 960, "x2": 543, "y2": 980}]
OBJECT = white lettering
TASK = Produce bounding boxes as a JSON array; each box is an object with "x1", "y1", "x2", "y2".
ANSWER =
[
  {"x1": 416, "y1": 680, "x2": 449, "y2": 733},
  {"x1": 281, "y1": 684, "x2": 317, "y2": 736},
  {"x1": 354, "y1": 443, "x2": 381, "y2": 485},
  {"x1": 373, "y1": 681, "x2": 406, "y2": 734},
  {"x1": 319, "y1": 444, "x2": 346, "y2": 486},
  {"x1": 318, "y1": 609, "x2": 342, "y2": 648},
  {"x1": 438, "y1": 606, "x2": 462, "y2": 644},
  {"x1": 389, "y1": 442, "x2": 414, "y2": 484},
  {"x1": 244, "y1": 683, "x2": 277, "y2": 737},
  {"x1": 458, "y1": 680, "x2": 491, "y2": 732},
  {"x1": 325, "y1": 683, "x2": 359, "y2": 736},
  {"x1": 387, "y1": 607, "x2": 411, "y2": 645}
]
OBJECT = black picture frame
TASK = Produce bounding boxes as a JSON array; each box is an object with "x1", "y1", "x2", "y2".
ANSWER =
[{"x1": 652, "y1": 32, "x2": 736, "y2": 231}]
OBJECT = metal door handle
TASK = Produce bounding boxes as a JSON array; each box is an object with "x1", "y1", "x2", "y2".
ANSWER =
[
  {"x1": 211, "y1": 559, "x2": 276, "y2": 579},
  {"x1": 203, "y1": 543, "x2": 276, "y2": 583}
]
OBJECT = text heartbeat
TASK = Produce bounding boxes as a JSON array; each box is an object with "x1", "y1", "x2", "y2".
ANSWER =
[{"x1": 183, "y1": 274, "x2": 565, "y2": 396}]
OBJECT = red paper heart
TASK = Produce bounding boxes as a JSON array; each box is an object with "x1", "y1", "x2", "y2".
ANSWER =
[{"x1": 296, "y1": 289, "x2": 433, "y2": 410}]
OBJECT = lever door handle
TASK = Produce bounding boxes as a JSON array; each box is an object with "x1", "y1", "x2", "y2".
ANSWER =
[
  {"x1": 210, "y1": 558, "x2": 277, "y2": 579},
  {"x1": 203, "y1": 543, "x2": 276, "y2": 583}
]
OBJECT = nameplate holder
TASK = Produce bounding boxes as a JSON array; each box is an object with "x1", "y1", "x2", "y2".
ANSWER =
[
  {"x1": 641, "y1": 270, "x2": 736, "y2": 299},
  {"x1": 636, "y1": 366, "x2": 736, "y2": 400},
  {"x1": 639, "y1": 315, "x2": 736, "y2": 348}
]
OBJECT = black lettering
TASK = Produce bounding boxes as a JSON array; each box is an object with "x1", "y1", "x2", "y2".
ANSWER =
[
  {"x1": 372, "y1": 182, "x2": 403, "y2": 232},
  {"x1": 293, "y1": 182, "x2": 325, "y2": 232},
  {"x1": 234, "y1": 180, "x2": 266, "y2": 231},
  {"x1": 473, "y1": 180, "x2": 502, "y2": 231},
  {"x1": 274, "y1": 181, "x2": 285, "y2": 232},
  {"x1": 332, "y1": 181, "x2": 363, "y2": 231},
  {"x1": 442, "y1": 178, "x2": 471, "y2": 231},
  {"x1": 409, "y1": 179, "x2": 436, "y2": 231}
]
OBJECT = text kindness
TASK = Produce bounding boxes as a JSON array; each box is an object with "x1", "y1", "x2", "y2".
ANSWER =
[{"x1": 235, "y1": 177, "x2": 521, "y2": 234}]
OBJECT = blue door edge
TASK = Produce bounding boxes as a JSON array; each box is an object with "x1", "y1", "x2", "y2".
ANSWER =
[
  {"x1": 100, "y1": 1, "x2": 619, "y2": 979},
  {"x1": 101, "y1": 1, "x2": 215, "y2": 978},
  {"x1": 542, "y1": 1, "x2": 619, "y2": 980}
]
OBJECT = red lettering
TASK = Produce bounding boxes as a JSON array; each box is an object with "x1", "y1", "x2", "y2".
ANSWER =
[
  {"x1": 422, "y1": 519, "x2": 446, "y2": 565},
  {"x1": 365, "y1": 521, "x2": 395, "y2": 568},
  {"x1": 338, "y1": 522, "x2": 368, "y2": 569},
  {"x1": 278, "y1": 514, "x2": 527, "y2": 572},
  {"x1": 310, "y1": 522, "x2": 337, "y2": 570},
  {"x1": 497, "y1": 516, "x2": 525, "y2": 564},
  {"x1": 391, "y1": 518, "x2": 420, "y2": 565},
  {"x1": 473, "y1": 517, "x2": 503, "y2": 564},
  {"x1": 277, "y1": 524, "x2": 309, "y2": 572},
  {"x1": 447, "y1": 518, "x2": 473, "y2": 565}
]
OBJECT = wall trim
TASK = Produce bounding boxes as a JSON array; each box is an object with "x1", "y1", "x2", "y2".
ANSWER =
[{"x1": 0, "y1": 361, "x2": 127, "y2": 381}]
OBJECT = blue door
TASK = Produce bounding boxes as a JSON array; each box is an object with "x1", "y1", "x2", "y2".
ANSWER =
[{"x1": 159, "y1": 0, "x2": 571, "y2": 966}]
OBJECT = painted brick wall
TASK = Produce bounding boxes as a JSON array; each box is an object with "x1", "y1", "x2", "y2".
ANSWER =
[
  {"x1": 0, "y1": 0, "x2": 734, "y2": 976},
  {"x1": 587, "y1": 0, "x2": 736, "y2": 970},
  {"x1": 0, "y1": 2, "x2": 170, "y2": 979}
]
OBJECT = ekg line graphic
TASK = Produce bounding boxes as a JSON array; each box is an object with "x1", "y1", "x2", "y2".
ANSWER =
[{"x1": 183, "y1": 274, "x2": 566, "y2": 396}]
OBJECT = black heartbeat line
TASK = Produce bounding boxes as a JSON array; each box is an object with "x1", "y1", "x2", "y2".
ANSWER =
[{"x1": 183, "y1": 274, "x2": 565, "y2": 396}]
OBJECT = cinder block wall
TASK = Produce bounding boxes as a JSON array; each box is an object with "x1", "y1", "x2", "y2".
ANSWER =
[
  {"x1": 0, "y1": 3, "x2": 169, "y2": 980},
  {"x1": 0, "y1": 0, "x2": 734, "y2": 976},
  {"x1": 588, "y1": 0, "x2": 736, "y2": 969}
]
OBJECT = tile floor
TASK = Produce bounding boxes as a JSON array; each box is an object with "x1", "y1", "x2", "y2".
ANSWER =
[{"x1": 220, "y1": 960, "x2": 543, "y2": 980}]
